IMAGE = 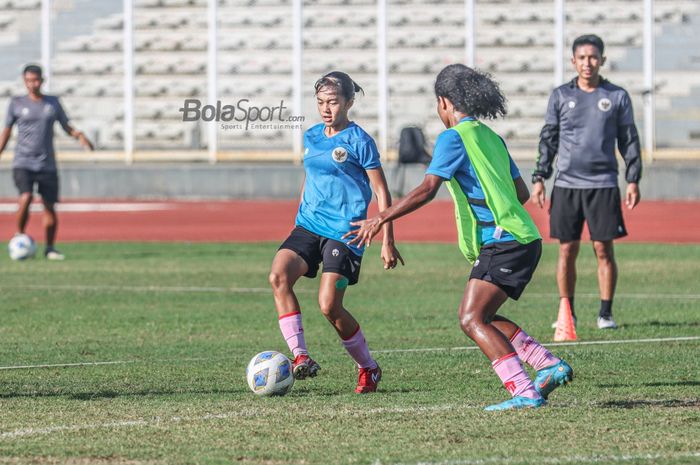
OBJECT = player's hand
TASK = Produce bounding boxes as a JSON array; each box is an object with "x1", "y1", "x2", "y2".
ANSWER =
[
  {"x1": 381, "y1": 242, "x2": 405, "y2": 270},
  {"x1": 343, "y1": 216, "x2": 382, "y2": 248},
  {"x1": 626, "y1": 182, "x2": 640, "y2": 210},
  {"x1": 530, "y1": 181, "x2": 546, "y2": 209},
  {"x1": 78, "y1": 133, "x2": 94, "y2": 151}
]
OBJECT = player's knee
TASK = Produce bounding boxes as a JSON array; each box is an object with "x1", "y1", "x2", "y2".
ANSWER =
[
  {"x1": 458, "y1": 309, "x2": 481, "y2": 337},
  {"x1": 44, "y1": 214, "x2": 56, "y2": 227},
  {"x1": 19, "y1": 193, "x2": 33, "y2": 205},
  {"x1": 268, "y1": 271, "x2": 289, "y2": 292},
  {"x1": 318, "y1": 298, "x2": 336, "y2": 319},
  {"x1": 593, "y1": 242, "x2": 614, "y2": 262},
  {"x1": 559, "y1": 241, "x2": 579, "y2": 259}
]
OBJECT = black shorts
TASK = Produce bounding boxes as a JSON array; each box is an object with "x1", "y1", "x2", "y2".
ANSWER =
[
  {"x1": 13, "y1": 168, "x2": 60, "y2": 204},
  {"x1": 469, "y1": 239, "x2": 542, "y2": 300},
  {"x1": 279, "y1": 226, "x2": 363, "y2": 285},
  {"x1": 550, "y1": 186, "x2": 627, "y2": 242}
]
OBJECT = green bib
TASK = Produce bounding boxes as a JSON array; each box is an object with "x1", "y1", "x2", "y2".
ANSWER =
[{"x1": 444, "y1": 120, "x2": 541, "y2": 263}]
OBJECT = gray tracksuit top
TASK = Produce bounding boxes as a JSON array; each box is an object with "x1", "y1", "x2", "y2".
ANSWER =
[{"x1": 535, "y1": 77, "x2": 642, "y2": 189}]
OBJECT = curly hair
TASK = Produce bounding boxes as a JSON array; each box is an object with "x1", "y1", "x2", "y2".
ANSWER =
[
  {"x1": 314, "y1": 71, "x2": 364, "y2": 101},
  {"x1": 434, "y1": 64, "x2": 507, "y2": 119}
]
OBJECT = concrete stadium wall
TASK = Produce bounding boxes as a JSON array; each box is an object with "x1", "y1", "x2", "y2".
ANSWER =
[{"x1": 0, "y1": 161, "x2": 698, "y2": 200}]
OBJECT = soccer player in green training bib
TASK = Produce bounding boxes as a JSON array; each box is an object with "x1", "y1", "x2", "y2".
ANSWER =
[{"x1": 346, "y1": 64, "x2": 573, "y2": 410}]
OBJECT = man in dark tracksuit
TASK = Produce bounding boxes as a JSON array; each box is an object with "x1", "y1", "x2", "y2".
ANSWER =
[
  {"x1": 0, "y1": 64, "x2": 93, "y2": 260},
  {"x1": 531, "y1": 35, "x2": 642, "y2": 330}
]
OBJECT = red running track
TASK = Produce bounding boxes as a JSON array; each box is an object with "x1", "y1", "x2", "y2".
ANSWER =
[{"x1": 0, "y1": 199, "x2": 698, "y2": 243}]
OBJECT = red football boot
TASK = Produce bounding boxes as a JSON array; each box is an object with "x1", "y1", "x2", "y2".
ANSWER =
[
  {"x1": 355, "y1": 365, "x2": 382, "y2": 393},
  {"x1": 292, "y1": 354, "x2": 320, "y2": 380}
]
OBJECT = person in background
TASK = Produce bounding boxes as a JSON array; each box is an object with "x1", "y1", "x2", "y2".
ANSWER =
[
  {"x1": 0, "y1": 64, "x2": 94, "y2": 260},
  {"x1": 531, "y1": 35, "x2": 642, "y2": 330}
]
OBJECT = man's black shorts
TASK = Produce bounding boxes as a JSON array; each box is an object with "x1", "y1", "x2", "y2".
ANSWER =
[
  {"x1": 550, "y1": 186, "x2": 627, "y2": 242},
  {"x1": 469, "y1": 239, "x2": 542, "y2": 300},
  {"x1": 13, "y1": 168, "x2": 60, "y2": 204},
  {"x1": 279, "y1": 226, "x2": 363, "y2": 285}
]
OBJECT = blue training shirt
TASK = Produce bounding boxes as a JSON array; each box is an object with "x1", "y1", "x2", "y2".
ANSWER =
[
  {"x1": 296, "y1": 122, "x2": 381, "y2": 256},
  {"x1": 426, "y1": 117, "x2": 522, "y2": 245}
]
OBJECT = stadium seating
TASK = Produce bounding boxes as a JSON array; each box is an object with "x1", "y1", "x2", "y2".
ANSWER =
[
  {"x1": 0, "y1": 0, "x2": 697, "y2": 153},
  {"x1": 0, "y1": 0, "x2": 41, "y2": 9}
]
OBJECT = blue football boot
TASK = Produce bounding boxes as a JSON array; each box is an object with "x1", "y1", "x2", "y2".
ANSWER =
[
  {"x1": 534, "y1": 360, "x2": 573, "y2": 399},
  {"x1": 484, "y1": 396, "x2": 546, "y2": 411}
]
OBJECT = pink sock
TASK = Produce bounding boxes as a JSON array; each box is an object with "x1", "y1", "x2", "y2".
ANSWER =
[
  {"x1": 278, "y1": 311, "x2": 307, "y2": 357},
  {"x1": 510, "y1": 328, "x2": 560, "y2": 371},
  {"x1": 491, "y1": 352, "x2": 541, "y2": 399},
  {"x1": 341, "y1": 326, "x2": 378, "y2": 369}
]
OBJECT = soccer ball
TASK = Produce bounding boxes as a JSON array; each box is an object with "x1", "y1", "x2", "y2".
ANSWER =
[
  {"x1": 246, "y1": 351, "x2": 294, "y2": 396},
  {"x1": 8, "y1": 234, "x2": 37, "y2": 261}
]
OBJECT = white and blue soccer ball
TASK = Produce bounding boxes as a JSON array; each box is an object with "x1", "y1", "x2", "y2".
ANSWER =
[
  {"x1": 8, "y1": 234, "x2": 37, "y2": 261},
  {"x1": 246, "y1": 351, "x2": 294, "y2": 396}
]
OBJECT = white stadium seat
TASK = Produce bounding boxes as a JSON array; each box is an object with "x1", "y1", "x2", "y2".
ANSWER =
[
  {"x1": 3, "y1": 0, "x2": 695, "y2": 151},
  {"x1": 94, "y1": 14, "x2": 124, "y2": 30}
]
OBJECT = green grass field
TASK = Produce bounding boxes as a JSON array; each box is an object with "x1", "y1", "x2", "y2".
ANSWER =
[{"x1": 0, "y1": 242, "x2": 698, "y2": 465}]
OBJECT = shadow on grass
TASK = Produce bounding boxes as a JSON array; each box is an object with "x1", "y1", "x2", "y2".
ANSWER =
[
  {"x1": 618, "y1": 320, "x2": 700, "y2": 328},
  {"x1": 97, "y1": 247, "x2": 242, "y2": 260},
  {"x1": 597, "y1": 381, "x2": 700, "y2": 388},
  {"x1": 288, "y1": 386, "x2": 426, "y2": 398},
  {"x1": 600, "y1": 399, "x2": 700, "y2": 409}
]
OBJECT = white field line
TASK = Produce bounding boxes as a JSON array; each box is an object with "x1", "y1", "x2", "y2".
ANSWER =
[
  {"x1": 528, "y1": 292, "x2": 700, "y2": 300},
  {"x1": 373, "y1": 336, "x2": 700, "y2": 354},
  {"x1": 1, "y1": 402, "x2": 698, "y2": 444},
  {"x1": 0, "y1": 357, "x2": 209, "y2": 371},
  {"x1": 381, "y1": 451, "x2": 700, "y2": 465},
  {"x1": 0, "y1": 336, "x2": 698, "y2": 371},
  {"x1": 0, "y1": 403, "x2": 482, "y2": 440},
  {"x1": 0, "y1": 283, "x2": 316, "y2": 295},
  {"x1": 0, "y1": 283, "x2": 698, "y2": 300},
  {"x1": 0, "y1": 203, "x2": 175, "y2": 213}
]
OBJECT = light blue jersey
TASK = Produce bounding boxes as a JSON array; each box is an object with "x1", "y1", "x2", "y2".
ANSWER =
[
  {"x1": 426, "y1": 117, "x2": 522, "y2": 245},
  {"x1": 296, "y1": 122, "x2": 381, "y2": 256}
]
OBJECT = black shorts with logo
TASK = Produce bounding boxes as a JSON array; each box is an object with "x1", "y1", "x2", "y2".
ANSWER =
[
  {"x1": 550, "y1": 186, "x2": 627, "y2": 242},
  {"x1": 469, "y1": 239, "x2": 542, "y2": 300},
  {"x1": 279, "y1": 226, "x2": 363, "y2": 285},
  {"x1": 13, "y1": 168, "x2": 60, "y2": 204}
]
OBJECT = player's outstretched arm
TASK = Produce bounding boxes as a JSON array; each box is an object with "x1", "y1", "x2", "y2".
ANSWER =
[
  {"x1": 67, "y1": 127, "x2": 94, "y2": 151},
  {"x1": 366, "y1": 167, "x2": 404, "y2": 269},
  {"x1": 56, "y1": 99, "x2": 94, "y2": 151},
  {"x1": 0, "y1": 127, "x2": 11, "y2": 157},
  {"x1": 344, "y1": 174, "x2": 443, "y2": 248}
]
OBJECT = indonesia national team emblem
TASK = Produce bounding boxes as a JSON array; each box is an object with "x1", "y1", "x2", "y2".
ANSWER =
[
  {"x1": 332, "y1": 147, "x2": 348, "y2": 163},
  {"x1": 598, "y1": 98, "x2": 612, "y2": 112}
]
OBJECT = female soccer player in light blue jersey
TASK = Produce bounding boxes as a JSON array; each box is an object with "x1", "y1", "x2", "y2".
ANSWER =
[{"x1": 269, "y1": 71, "x2": 402, "y2": 393}]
